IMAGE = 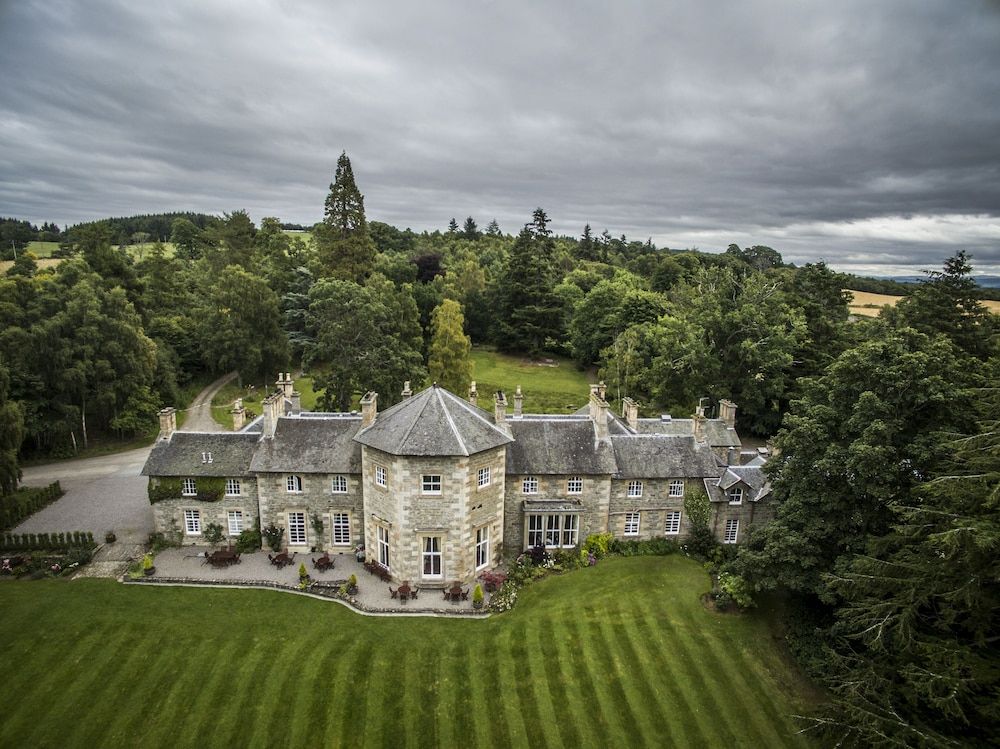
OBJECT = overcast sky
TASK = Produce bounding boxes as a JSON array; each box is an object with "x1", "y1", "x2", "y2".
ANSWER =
[{"x1": 2, "y1": 1, "x2": 999, "y2": 275}]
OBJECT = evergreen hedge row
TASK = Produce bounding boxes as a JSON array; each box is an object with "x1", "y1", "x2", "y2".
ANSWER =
[
  {"x1": 1, "y1": 530, "x2": 96, "y2": 551},
  {"x1": 0, "y1": 482, "x2": 64, "y2": 531},
  {"x1": 148, "y1": 477, "x2": 225, "y2": 504}
]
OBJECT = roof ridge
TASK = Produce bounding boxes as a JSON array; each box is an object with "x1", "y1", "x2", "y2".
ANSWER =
[
  {"x1": 437, "y1": 388, "x2": 468, "y2": 456},
  {"x1": 439, "y1": 388, "x2": 510, "y2": 437},
  {"x1": 396, "y1": 390, "x2": 430, "y2": 453}
]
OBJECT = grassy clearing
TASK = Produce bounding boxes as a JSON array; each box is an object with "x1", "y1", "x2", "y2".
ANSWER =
[
  {"x1": 0, "y1": 556, "x2": 817, "y2": 748},
  {"x1": 845, "y1": 288, "x2": 1000, "y2": 317},
  {"x1": 471, "y1": 347, "x2": 593, "y2": 413}
]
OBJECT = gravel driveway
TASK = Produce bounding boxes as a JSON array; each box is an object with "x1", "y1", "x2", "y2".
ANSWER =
[{"x1": 14, "y1": 372, "x2": 237, "y2": 544}]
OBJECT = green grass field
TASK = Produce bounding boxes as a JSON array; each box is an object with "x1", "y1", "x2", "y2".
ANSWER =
[
  {"x1": 0, "y1": 557, "x2": 817, "y2": 748},
  {"x1": 472, "y1": 348, "x2": 593, "y2": 413}
]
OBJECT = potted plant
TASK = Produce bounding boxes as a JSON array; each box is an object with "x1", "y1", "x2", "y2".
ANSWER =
[
  {"x1": 472, "y1": 583, "x2": 485, "y2": 610},
  {"x1": 142, "y1": 553, "x2": 155, "y2": 576},
  {"x1": 105, "y1": 530, "x2": 117, "y2": 544},
  {"x1": 298, "y1": 562, "x2": 310, "y2": 589},
  {"x1": 203, "y1": 522, "x2": 225, "y2": 549},
  {"x1": 346, "y1": 573, "x2": 358, "y2": 595}
]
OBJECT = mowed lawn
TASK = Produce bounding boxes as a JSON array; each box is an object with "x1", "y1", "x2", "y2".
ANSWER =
[{"x1": 0, "y1": 557, "x2": 816, "y2": 749}]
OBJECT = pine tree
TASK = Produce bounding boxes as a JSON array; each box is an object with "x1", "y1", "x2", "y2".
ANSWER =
[
  {"x1": 462, "y1": 217, "x2": 479, "y2": 240},
  {"x1": 485, "y1": 219, "x2": 501, "y2": 237},
  {"x1": 447, "y1": 218, "x2": 459, "y2": 234},
  {"x1": 428, "y1": 299, "x2": 473, "y2": 395},
  {"x1": 494, "y1": 208, "x2": 562, "y2": 355},
  {"x1": 314, "y1": 151, "x2": 376, "y2": 282},
  {"x1": 578, "y1": 223, "x2": 596, "y2": 260}
]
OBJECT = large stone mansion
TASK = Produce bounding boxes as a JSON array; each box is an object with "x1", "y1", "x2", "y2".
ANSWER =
[{"x1": 142, "y1": 376, "x2": 773, "y2": 583}]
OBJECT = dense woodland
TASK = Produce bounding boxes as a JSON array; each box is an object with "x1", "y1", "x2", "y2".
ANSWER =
[{"x1": 1, "y1": 152, "x2": 998, "y2": 746}]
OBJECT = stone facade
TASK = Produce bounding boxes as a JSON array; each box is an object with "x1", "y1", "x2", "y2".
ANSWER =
[{"x1": 143, "y1": 381, "x2": 774, "y2": 582}]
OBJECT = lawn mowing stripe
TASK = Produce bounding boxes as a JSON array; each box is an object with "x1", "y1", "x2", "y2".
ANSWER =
[
  {"x1": 558, "y1": 615, "x2": 616, "y2": 745},
  {"x1": 464, "y1": 633, "x2": 494, "y2": 749},
  {"x1": 629, "y1": 599, "x2": 702, "y2": 747},
  {"x1": 401, "y1": 640, "x2": 425, "y2": 749},
  {"x1": 610, "y1": 599, "x2": 686, "y2": 747},
  {"x1": 288, "y1": 636, "x2": 344, "y2": 748},
  {"x1": 508, "y1": 619, "x2": 552, "y2": 747},
  {"x1": 686, "y1": 621, "x2": 795, "y2": 748},
  {"x1": 168, "y1": 636, "x2": 246, "y2": 748},
  {"x1": 409, "y1": 641, "x2": 441, "y2": 748},
  {"x1": 479, "y1": 626, "x2": 514, "y2": 748},
  {"x1": 0, "y1": 624, "x2": 108, "y2": 742},
  {"x1": 247, "y1": 631, "x2": 318, "y2": 748},
  {"x1": 493, "y1": 622, "x2": 532, "y2": 746},
  {"x1": 34, "y1": 624, "x2": 145, "y2": 747},
  {"x1": 329, "y1": 639, "x2": 375, "y2": 748},
  {"x1": 317, "y1": 634, "x2": 368, "y2": 748},
  {"x1": 444, "y1": 635, "x2": 475, "y2": 746},
  {"x1": 592, "y1": 607, "x2": 666, "y2": 748},
  {"x1": 521, "y1": 616, "x2": 568, "y2": 748},
  {"x1": 580, "y1": 606, "x2": 646, "y2": 747},
  {"x1": 535, "y1": 614, "x2": 583, "y2": 748},
  {"x1": 667, "y1": 619, "x2": 742, "y2": 748},
  {"x1": 192, "y1": 640, "x2": 272, "y2": 748},
  {"x1": 373, "y1": 642, "x2": 408, "y2": 749},
  {"x1": 360, "y1": 645, "x2": 397, "y2": 747}
]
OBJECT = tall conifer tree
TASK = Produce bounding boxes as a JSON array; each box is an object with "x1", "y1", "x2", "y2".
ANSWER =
[{"x1": 314, "y1": 151, "x2": 375, "y2": 282}]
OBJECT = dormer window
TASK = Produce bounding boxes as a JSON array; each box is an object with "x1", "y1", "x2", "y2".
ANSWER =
[
  {"x1": 181, "y1": 478, "x2": 197, "y2": 497},
  {"x1": 201, "y1": 451, "x2": 213, "y2": 464},
  {"x1": 286, "y1": 475, "x2": 303, "y2": 493},
  {"x1": 727, "y1": 486, "x2": 743, "y2": 505}
]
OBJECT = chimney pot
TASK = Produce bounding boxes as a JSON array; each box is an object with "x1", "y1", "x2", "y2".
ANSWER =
[
  {"x1": 401, "y1": 381, "x2": 412, "y2": 399},
  {"x1": 360, "y1": 391, "x2": 378, "y2": 428},
  {"x1": 468, "y1": 380, "x2": 478, "y2": 407},
  {"x1": 513, "y1": 385, "x2": 523, "y2": 418}
]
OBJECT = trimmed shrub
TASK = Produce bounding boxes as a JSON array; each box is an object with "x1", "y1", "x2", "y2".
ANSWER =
[
  {"x1": 234, "y1": 527, "x2": 261, "y2": 553},
  {"x1": 0, "y1": 531, "x2": 97, "y2": 552},
  {"x1": 582, "y1": 532, "x2": 614, "y2": 559},
  {"x1": 262, "y1": 524, "x2": 284, "y2": 552},
  {"x1": 472, "y1": 583, "x2": 484, "y2": 609},
  {"x1": 0, "y1": 482, "x2": 64, "y2": 530}
]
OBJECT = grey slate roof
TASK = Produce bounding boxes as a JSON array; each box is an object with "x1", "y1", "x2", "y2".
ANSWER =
[
  {"x1": 250, "y1": 415, "x2": 362, "y2": 474},
  {"x1": 634, "y1": 417, "x2": 741, "y2": 447},
  {"x1": 611, "y1": 435, "x2": 721, "y2": 478},
  {"x1": 704, "y1": 465, "x2": 772, "y2": 503},
  {"x1": 141, "y1": 432, "x2": 260, "y2": 477},
  {"x1": 506, "y1": 417, "x2": 618, "y2": 475},
  {"x1": 354, "y1": 385, "x2": 512, "y2": 457}
]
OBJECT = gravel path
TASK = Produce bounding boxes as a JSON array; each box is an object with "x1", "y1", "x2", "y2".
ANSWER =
[
  {"x1": 15, "y1": 373, "x2": 240, "y2": 548},
  {"x1": 181, "y1": 371, "x2": 236, "y2": 432}
]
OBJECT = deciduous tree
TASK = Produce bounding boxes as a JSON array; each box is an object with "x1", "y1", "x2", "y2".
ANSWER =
[{"x1": 428, "y1": 299, "x2": 473, "y2": 394}]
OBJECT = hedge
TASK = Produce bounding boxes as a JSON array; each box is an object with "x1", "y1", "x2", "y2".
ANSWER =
[
  {"x1": 0, "y1": 482, "x2": 64, "y2": 531},
  {"x1": 1, "y1": 531, "x2": 96, "y2": 552}
]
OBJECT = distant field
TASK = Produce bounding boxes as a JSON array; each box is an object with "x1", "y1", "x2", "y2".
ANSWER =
[
  {"x1": 472, "y1": 348, "x2": 592, "y2": 413},
  {"x1": 0, "y1": 241, "x2": 174, "y2": 273},
  {"x1": 846, "y1": 289, "x2": 1000, "y2": 317}
]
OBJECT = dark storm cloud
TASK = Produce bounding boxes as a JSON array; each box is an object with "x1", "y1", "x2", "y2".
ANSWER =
[{"x1": 1, "y1": 0, "x2": 999, "y2": 274}]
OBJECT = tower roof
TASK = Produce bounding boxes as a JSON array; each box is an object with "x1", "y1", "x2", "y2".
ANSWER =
[{"x1": 354, "y1": 385, "x2": 512, "y2": 457}]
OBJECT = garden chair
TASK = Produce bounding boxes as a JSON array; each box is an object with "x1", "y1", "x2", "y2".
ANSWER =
[
  {"x1": 461, "y1": 588, "x2": 470, "y2": 601},
  {"x1": 389, "y1": 586, "x2": 398, "y2": 599}
]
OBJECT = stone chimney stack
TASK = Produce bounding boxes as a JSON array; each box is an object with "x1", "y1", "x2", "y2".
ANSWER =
[
  {"x1": 719, "y1": 399, "x2": 737, "y2": 428},
  {"x1": 693, "y1": 398, "x2": 708, "y2": 443},
  {"x1": 360, "y1": 391, "x2": 378, "y2": 428},
  {"x1": 589, "y1": 387, "x2": 610, "y2": 441},
  {"x1": 468, "y1": 380, "x2": 478, "y2": 408},
  {"x1": 622, "y1": 397, "x2": 639, "y2": 431},
  {"x1": 289, "y1": 390, "x2": 301, "y2": 414},
  {"x1": 276, "y1": 373, "x2": 288, "y2": 399},
  {"x1": 494, "y1": 391, "x2": 510, "y2": 435},
  {"x1": 401, "y1": 381, "x2": 412, "y2": 399},
  {"x1": 597, "y1": 381, "x2": 607, "y2": 401},
  {"x1": 157, "y1": 407, "x2": 176, "y2": 440},
  {"x1": 262, "y1": 392, "x2": 282, "y2": 439},
  {"x1": 231, "y1": 398, "x2": 245, "y2": 431},
  {"x1": 513, "y1": 385, "x2": 523, "y2": 418}
]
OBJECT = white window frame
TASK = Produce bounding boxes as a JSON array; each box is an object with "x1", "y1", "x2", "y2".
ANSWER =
[
  {"x1": 181, "y1": 478, "x2": 197, "y2": 497},
  {"x1": 664, "y1": 510, "x2": 681, "y2": 535},
  {"x1": 627, "y1": 480, "x2": 643, "y2": 498},
  {"x1": 545, "y1": 514, "x2": 560, "y2": 547},
  {"x1": 668, "y1": 479, "x2": 684, "y2": 497},
  {"x1": 331, "y1": 512, "x2": 351, "y2": 546},
  {"x1": 375, "y1": 464, "x2": 387, "y2": 488},
  {"x1": 522, "y1": 476, "x2": 538, "y2": 494},
  {"x1": 287, "y1": 511, "x2": 307, "y2": 545},
  {"x1": 421, "y1": 474, "x2": 442, "y2": 494},
  {"x1": 477, "y1": 466, "x2": 491, "y2": 488},
  {"x1": 624, "y1": 511, "x2": 640, "y2": 536},
  {"x1": 567, "y1": 476, "x2": 583, "y2": 494},
  {"x1": 422, "y1": 536, "x2": 442, "y2": 578},
  {"x1": 727, "y1": 486, "x2": 744, "y2": 505},
  {"x1": 183, "y1": 508, "x2": 201, "y2": 535},
  {"x1": 475, "y1": 526, "x2": 490, "y2": 570},
  {"x1": 724, "y1": 518, "x2": 740, "y2": 544},
  {"x1": 286, "y1": 475, "x2": 302, "y2": 493},
  {"x1": 561, "y1": 514, "x2": 579, "y2": 547},
  {"x1": 225, "y1": 478, "x2": 241, "y2": 497},
  {"x1": 377, "y1": 525, "x2": 390, "y2": 570},
  {"x1": 227, "y1": 510, "x2": 244, "y2": 535},
  {"x1": 331, "y1": 475, "x2": 347, "y2": 493},
  {"x1": 527, "y1": 514, "x2": 544, "y2": 548}
]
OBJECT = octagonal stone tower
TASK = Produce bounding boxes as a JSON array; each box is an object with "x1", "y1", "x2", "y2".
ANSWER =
[{"x1": 354, "y1": 384, "x2": 513, "y2": 584}]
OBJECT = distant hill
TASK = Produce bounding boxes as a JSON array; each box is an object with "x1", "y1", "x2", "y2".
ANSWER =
[{"x1": 878, "y1": 274, "x2": 1000, "y2": 288}]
